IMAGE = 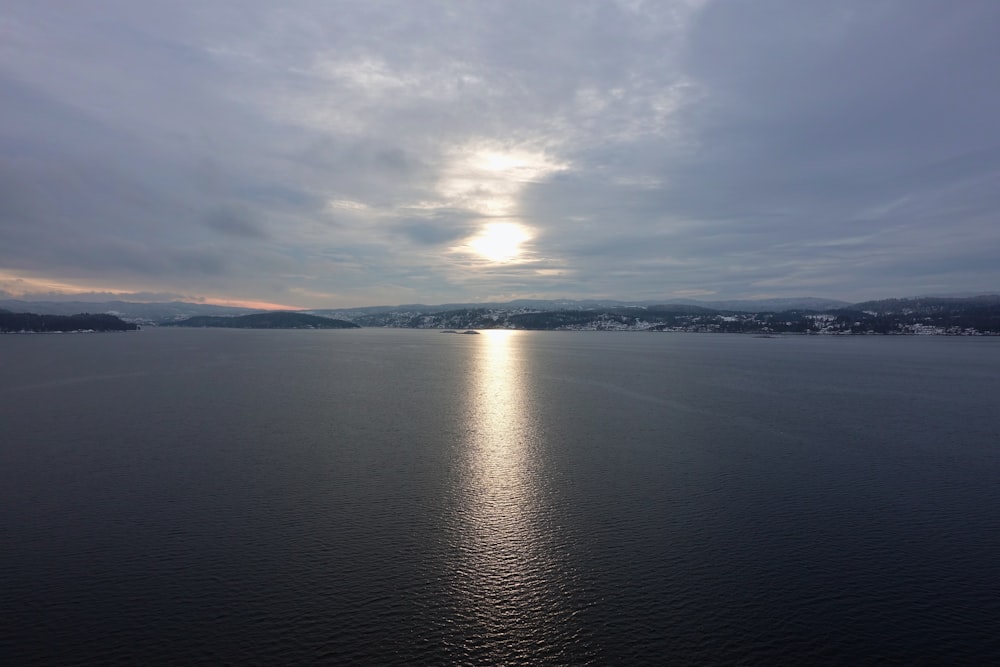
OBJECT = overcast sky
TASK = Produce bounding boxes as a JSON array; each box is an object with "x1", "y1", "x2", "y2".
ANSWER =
[{"x1": 1, "y1": 1, "x2": 998, "y2": 308}]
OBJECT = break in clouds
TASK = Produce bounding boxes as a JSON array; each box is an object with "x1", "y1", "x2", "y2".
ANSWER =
[{"x1": 1, "y1": 0, "x2": 998, "y2": 308}]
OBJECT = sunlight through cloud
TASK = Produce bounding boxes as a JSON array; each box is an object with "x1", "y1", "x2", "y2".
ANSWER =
[
  {"x1": 466, "y1": 222, "x2": 533, "y2": 263},
  {"x1": 437, "y1": 143, "x2": 568, "y2": 217}
]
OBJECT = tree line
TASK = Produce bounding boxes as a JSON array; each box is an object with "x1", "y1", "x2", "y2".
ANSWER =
[{"x1": 0, "y1": 311, "x2": 138, "y2": 332}]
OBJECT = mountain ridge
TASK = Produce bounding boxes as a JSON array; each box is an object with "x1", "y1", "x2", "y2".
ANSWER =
[{"x1": 3, "y1": 294, "x2": 998, "y2": 324}]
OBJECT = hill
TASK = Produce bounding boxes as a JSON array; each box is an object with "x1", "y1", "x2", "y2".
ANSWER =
[
  {"x1": 0, "y1": 299, "x2": 258, "y2": 322},
  {"x1": 0, "y1": 312, "x2": 139, "y2": 333},
  {"x1": 164, "y1": 312, "x2": 359, "y2": 329},
  {"x1": 3, "y1": 294, "x2": 998, "y2": 334},
  {"x1": 345, "y1": 296, "x2": 1000, "y2": 334}
]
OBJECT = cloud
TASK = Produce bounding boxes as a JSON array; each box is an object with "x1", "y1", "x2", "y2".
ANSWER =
[
  {"x1": 392, "y1": 213, "x2": 476, "y2": 247},
  {"x1": 203, "y1": 208, "x2": 269, "y2": 240},
  {"x1": 1, "y1": 0, "x2": 998, "y2": 306}
]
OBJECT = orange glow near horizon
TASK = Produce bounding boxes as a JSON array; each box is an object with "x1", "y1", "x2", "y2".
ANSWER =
[
  {"x1": 197, "y1": 297, "x2": 303, "y2": 311},
  {"x1": 0, "y1": 271, "x2": 301, "y2": 311}
]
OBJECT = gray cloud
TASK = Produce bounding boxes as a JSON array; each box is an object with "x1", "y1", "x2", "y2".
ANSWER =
[
  {"x1": 204, "y1": 208, "x2": 269, "y2": 240},
  {"x1": 1, "y1": 0, "x2": 998, "y2": 307}
]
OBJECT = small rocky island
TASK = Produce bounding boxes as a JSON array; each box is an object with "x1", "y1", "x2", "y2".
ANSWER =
[{"x1": 164, "y1": 312, "x2": 359, "y2": 329}]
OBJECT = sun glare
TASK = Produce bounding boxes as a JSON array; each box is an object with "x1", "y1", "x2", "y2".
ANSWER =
[{"x1": 467, "y1": 223, "x2": 531, "y2": 262}]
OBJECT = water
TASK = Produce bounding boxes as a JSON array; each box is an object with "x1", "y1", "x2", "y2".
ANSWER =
[{"x1": 2, "y1": 329, "x2": 999, "y2": 664}]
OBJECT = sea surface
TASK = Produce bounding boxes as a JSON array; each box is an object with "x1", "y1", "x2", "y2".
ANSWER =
[{"x1": 2, "y1": 328, "x2": 999, "y2": 665}]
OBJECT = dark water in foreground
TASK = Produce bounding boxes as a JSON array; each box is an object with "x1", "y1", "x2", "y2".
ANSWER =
[{"x1": 2, "y1": 329, "x2": 999, "y2": 665}]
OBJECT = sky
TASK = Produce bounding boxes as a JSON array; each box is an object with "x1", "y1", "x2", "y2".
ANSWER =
[{"x1": 1, "y1": 0, "x2": 998, "y2": 309}]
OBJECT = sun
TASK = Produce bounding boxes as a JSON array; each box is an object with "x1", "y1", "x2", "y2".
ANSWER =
[{"x1": 467, "y1": 223, "x2": 531, "y2": 262}]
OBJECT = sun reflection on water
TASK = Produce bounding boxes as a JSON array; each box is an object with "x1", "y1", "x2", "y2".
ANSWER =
[
  {"x1": 452, "y1": 330, "x2": 584, "y2": 660},
  {"x1": 465, "y1": 330, "x2": 538, "y2": 541}
]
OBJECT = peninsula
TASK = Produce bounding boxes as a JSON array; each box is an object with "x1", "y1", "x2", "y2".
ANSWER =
[
  {"x1": 0, "y1": 311, "x2": 138, "y2": 333},
  {"x1": 164, "y1": 312, "x2": 359, "y2": 329}
]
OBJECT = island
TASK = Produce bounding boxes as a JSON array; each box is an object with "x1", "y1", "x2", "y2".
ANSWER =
[
  {"x1": 0, "y1": 311, "x2": 139, "y2": 333},
  {"x1": 163, "y1": 312, "x2": 359, "y2": 329}
]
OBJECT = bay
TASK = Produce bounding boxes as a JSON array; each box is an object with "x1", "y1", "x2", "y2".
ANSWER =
[{"x1": 2, "y1": 329, "x2": 998, "y2": 664}]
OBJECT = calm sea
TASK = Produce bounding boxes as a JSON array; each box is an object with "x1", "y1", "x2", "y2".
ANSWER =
[{"x1": 2, "y1": 329, "x2": 998, "y2": 664}]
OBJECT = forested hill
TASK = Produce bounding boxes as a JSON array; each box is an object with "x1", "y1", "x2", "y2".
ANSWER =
[
  {"x1": 164, "y1": 312, "x2": 359, "y2": 329},
  {"x1": 347, "y1": 296, "x2": 1000, "y2": 334},
  {"x1": 1, "y1": 312, "x2": 138, "y2": 332}
]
